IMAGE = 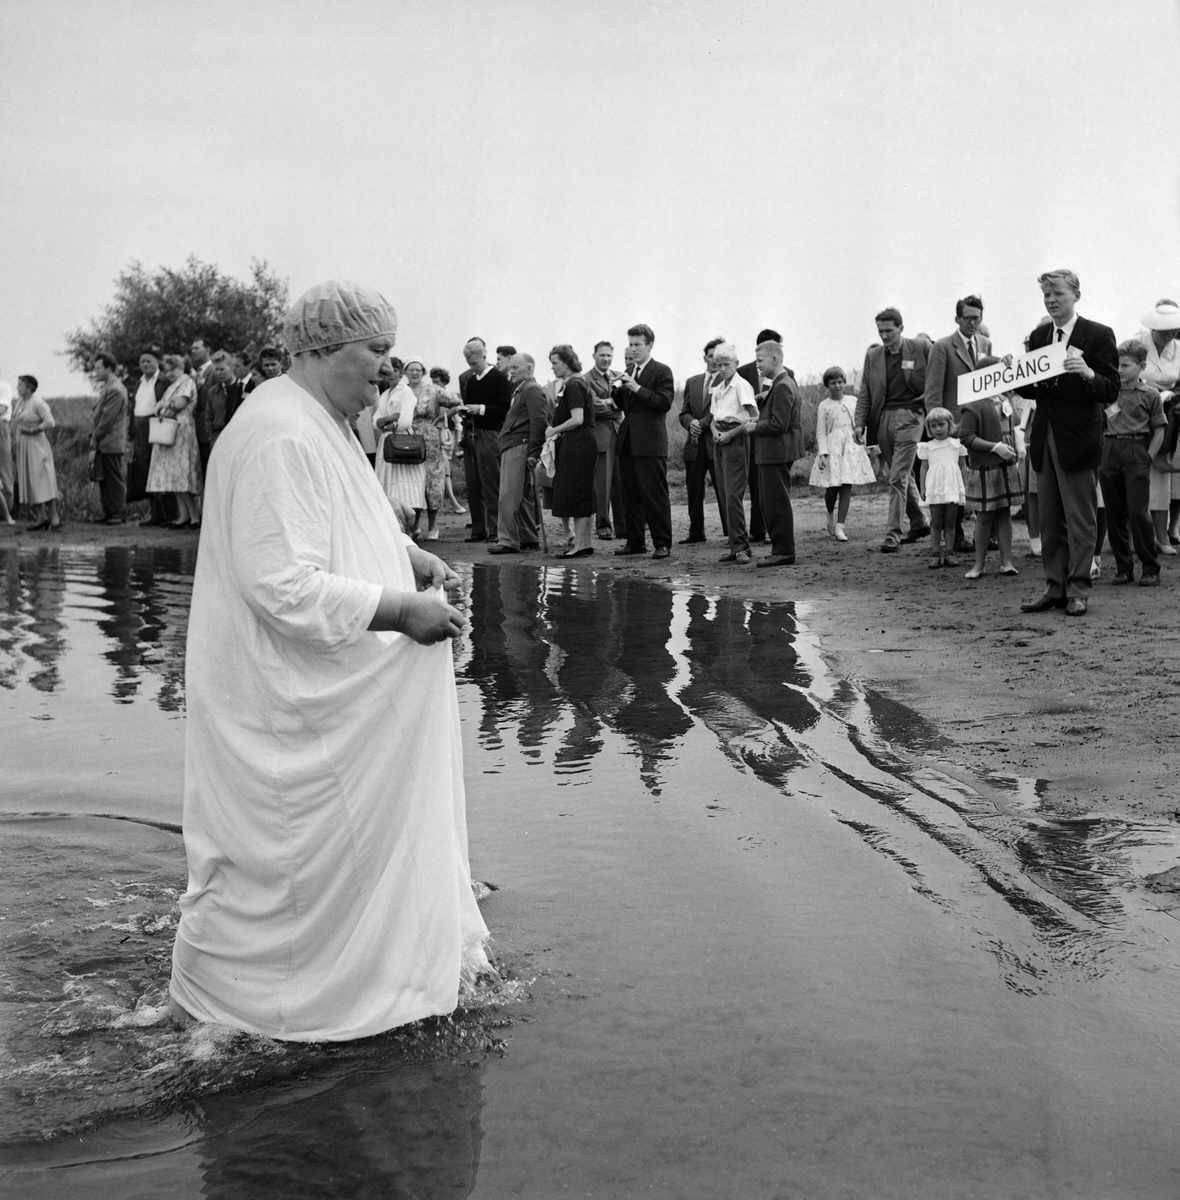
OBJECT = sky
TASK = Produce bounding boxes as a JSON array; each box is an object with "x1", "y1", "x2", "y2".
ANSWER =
[{"x1": 2, "y1": 0, "x2": 1179, "y2": 395}]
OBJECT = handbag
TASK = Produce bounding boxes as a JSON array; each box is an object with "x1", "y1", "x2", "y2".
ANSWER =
[
  {"x1": 148, "y1": 416, "x2": 178, "y2": 446},
  {"x1": 382, "y1": 432, "x2": 426, "y2": 463}
]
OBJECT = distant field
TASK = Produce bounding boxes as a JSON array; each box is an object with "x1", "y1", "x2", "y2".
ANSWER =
[{"x1": 46, "y1": 395, "x2": 95, "y2": 429}]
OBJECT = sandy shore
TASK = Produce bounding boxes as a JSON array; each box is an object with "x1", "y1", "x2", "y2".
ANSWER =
[{"x1": 9, "y1": 490, "x2": 1177, "y2": 829}]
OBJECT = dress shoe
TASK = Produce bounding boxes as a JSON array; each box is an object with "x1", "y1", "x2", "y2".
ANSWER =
[
  {"x1": 1065, "y1": 597, "x2": 1088, "y2": 616},
  {"x1": 596, "y1": 529, "x2": 614, "y2": 540},
  {"x1": 678, "y1": 534, "x2": 706, "y2": 544},
  {"x1": 464, "y1": 534, "x2": 487, "y2": 543},
  {"x1": 614, "y1": 544, "x2": 647, "y2": 556},
  {"x1": 1138, "y1": 573, "x2": 1161, "y2": 587},
  {"x1": 880, "y1": 542, "x2": 899, "y2": 554},
  {"x1": 1158, "y1": 542, "x2": 1178, "y2": 556},
  {"x1": 954, "y1": 536, "x2": 975, "y2": 553},
  {"x1": 487, "y1": 544, "x2": 518, "y2": 554},
  {"x1": 520, "y1": 541, "x2": 540, "y2": 551},
  {"x1": 1111, "y1": 573, "x2": 1134, "y2": 586},
  {"x1": 734, "y1": 550, "x2": 751, "y2": 565},
  {"x1": 756, "y1": 554, "x2": 795, "y2": 567},
  {"x1": 26, "y1": 520, "x2": 50, "y2": 532},
  {"x1": 718, "y1": 551, "x2": 738, "y2": 563},
  {"x1": 559, "y1": 547, "x2": 594, "y2": 559},
  {"x1": 1020, "y1": 593, "x2": 1067, "y2": 613},
  {"x1": 900, "y1": 526, "x2": 932, "y2": 544},
  {"x1": 651, "y1": 546, "x2": 670, "y2": 559}
]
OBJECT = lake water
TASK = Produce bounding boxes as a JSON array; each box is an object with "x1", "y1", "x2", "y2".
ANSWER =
[{"x1": 2, "y1": 546, "x2": 1180, "y2": 1198}]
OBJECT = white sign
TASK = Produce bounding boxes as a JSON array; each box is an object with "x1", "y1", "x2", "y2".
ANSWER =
[{"x1": 957, "y1": 342, "x2": 1068, "y2": 405}]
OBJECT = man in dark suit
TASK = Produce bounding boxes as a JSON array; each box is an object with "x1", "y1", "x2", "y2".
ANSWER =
[
  {"x1": 191, "y1": 337, "x2": 215, "y2": 475},
  {"x1": 1016, "y1": 269, "x2": 1119, "y2": 616},
  {"x1": 89, "y1": 351, "x2": 128, "y2": 524},
  {"x1": 457, "y1": 337, "x2": 512, "y2": 544},
  {"x1": 925, "y1": 295, "x2": 994, "y2": 551},
  {"x1": 855, "y1": 307, "x2": 932, "y2": 552},
  {"x1": 677, "y1": 336, "x2": 726, "y2": 544},
  {"x1": 738, "y1": 328, "x2": 783, "y2": 542},
  {"x1": 747, "y1": 338, "x2": 800, "y2": 567},
  {"x1": 614, "y1": 323, "x2": 675, "y2": 559},
  {"x1": 583, "y1": 340, "x2": 627, "y2": 539}
]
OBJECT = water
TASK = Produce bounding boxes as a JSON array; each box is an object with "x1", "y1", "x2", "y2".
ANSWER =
[{"x1": 2, "y1": 547, "x2": 1180, "y2": 1197}]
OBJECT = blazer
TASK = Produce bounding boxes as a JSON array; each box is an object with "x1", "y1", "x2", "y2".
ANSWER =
[
  {"x1": 855, "y1": 337, "x2": 930, "y2": 445},
  {"x1": 924, "y1": 331, "x2": 994, "y2": 417},
  {"x1": 617, "y1": 357, "x2": 674, "y2": 457},
  {"x1": 499, "y1": 378, "x2": 548, "y2": 459},
  {"x1": 1016, "y1": 315, "x2": 1118, "y2": 473},
  {"x1": 91, "y1": 380, "x2": 128, "y2": 454},
  {"x1": 752, "y1": 370, "x2": 801, "y2": 465},
  {"x1": 583, "y1": 367, "x2": 624, "y2": 453},
  {"x1": 678, "y1": 372, "x2": 715, "y2": 462},
  {"x1": 224, "y1": 379, "x2": 246, "y2": 426},
  {"x1": 959, "y1": 398, "x2": 1016, "y2": 471}
]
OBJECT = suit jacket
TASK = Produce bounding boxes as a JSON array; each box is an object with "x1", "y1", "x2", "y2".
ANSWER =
[
  {"x1": 224, "y1": 379, "x2": 246, "y2": 426},
  {"x1": 855, "y1": 337, "x2": 930, "y2": 445},
  {"x1": 924, "y1": 331, "x2": 994, "y2": 417},
  {"x1": 499, "y1": 378, "x2": 547, "y2": 459},
  {"x1": 583, "y1": 367, "x2": 623, "y2": 452},
  {"x1": 617, "y1": 357, "x2": 674, "y2": 457},
  {"x1": 1016, "y1": 315, "x2": 1118, "y2": 472},
  {"x1": 92, "y1": 380, "x2": 127, "y2": 454},
  {"x1": 678, "y1": 372, "x2": 715, "y2": 462},
  {"x1": 202, "y1": 379, "x2": 231, "y2": 443},
  {"x1": 752, "y1": 370, "x2": 801, "y2": 465}
]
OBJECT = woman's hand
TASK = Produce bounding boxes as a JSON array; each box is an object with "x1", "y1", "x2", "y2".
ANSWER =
[
  {"x1": 817, "y1": 453, "x2": 829, "y2": 468},
  {"x1": 544, "y1": 425, "x2": 558, "y2": 441}
]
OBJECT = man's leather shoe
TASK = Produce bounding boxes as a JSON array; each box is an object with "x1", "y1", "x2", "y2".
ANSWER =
[
  {"x1": 614, "y1": 545, "x2": 647, "y2": 556},
  {"x1": 1111, "y1": 573, "x2": 1134, "y2": 586},
  {"x1": 1020, "y1": 593, "x2": 1068, "y2": 613},
  {"x1": 651, "y1": 546, "x2": 670, "y2": 559},
  {"x1": 880, "y1": 542, "x2": 899, "y2": 554},
  {"x1": 596, "y1": 529, "x2": 614, "y2": 540},
  {"x1": 900, "y1": 526, "x2": 932, "y2": 544},
  {"x1": 487, "y1": 544, "x2": 518, "y2": 554},
  {"x1": 1138, "y1": 573, "x2": 1161, "y2": 587},
  {"x1": 464, "y1": 534, "x2": 487, "y2": 543},
  {"x1": 718, "y1": 551, "x2": 738, "y2": 563},
  {"x1": 678, "y1": 535, "x2": 706, "y2": 544},
  {"x1": 734, "y1": 550, "x2": 751, "y2": 565},
  {"x1": 756, "y1": 554, "x2": 795, "y2": 567},
  {"x1": 1064, "y1": 597, "x2": 1088, "y2": 616}
]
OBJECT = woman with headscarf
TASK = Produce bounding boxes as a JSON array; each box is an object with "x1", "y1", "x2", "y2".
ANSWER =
[
  {"x1": 13, "y1": 375, "x2": 61, "y2": 531},
  {"x1": 1139, "y1": 299, "x2": 1180, "y2": 552},
  {"x1": 146, "y1": 354, "x2": 203, "y2": 528},
  {"x1": 546, "y1": 344, "x2": 597, "y2": 557},
  {"x1": 169, "y1": 280, "x2": 487, "y2": 1042},
  {"x1": 375, "y1": 358, "x2": 458, "y2": 541}
]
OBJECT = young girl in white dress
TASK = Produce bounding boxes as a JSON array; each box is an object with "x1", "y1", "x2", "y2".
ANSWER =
[
  {"x1": 808, "y1": 366, "x2": 876, "y2": 541},
  {"x1": 915, "y1": 407, "x2": 966, "y2": 568}
]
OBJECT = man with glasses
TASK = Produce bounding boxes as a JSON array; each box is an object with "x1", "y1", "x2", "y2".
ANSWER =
[{"x1": 925, "y1": 295, "x2": 994, "y2": 550}]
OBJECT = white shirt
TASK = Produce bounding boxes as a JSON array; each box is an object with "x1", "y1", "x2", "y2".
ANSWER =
[
  {"x1": 1052, "y1": 313, "x2": 1079, "y2": 345},
  {"x1": 134, "y1": 373, "x2": 159, "y2": 417},
  {"x1": 170, "y1": 374, "x2": 488, "y2": 1040},
  {"x1": 1139, "y1": 330, "x2": 1180, "y2": 395},
  {"x1": 709, "y1": 373, "x2": 757, "y2": 423},
  {"x1": 957, "y1": 332, "x2": 977, "y2": 362}
]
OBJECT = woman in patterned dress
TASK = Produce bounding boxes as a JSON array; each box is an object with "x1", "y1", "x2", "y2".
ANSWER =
[
  {"x1": 13, "y1": 375, "x2": 62, "y2": 531},
  {"x1": 146, "y1": 354, "x2": 203, "y2": 528}
]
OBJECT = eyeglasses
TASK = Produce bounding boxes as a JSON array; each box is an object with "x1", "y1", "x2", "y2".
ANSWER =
[{"x1": 959, "y1": 315, "x2": 982, "y2": 324}]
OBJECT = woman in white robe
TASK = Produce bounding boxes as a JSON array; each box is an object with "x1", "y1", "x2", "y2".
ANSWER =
[{"x1": 170, "y1": 281, "x2": 487, "y2": 1041}]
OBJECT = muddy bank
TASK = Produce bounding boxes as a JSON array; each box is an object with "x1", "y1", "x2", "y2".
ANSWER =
[{"x1": 14, "y1": 489, "x2": 1178, "y2": 831}]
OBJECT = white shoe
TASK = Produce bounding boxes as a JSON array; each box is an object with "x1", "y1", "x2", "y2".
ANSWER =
[
  {"x1": 1158, "y1": 542, "x2": 1178, "y2": 556},
  {"x1": 1090, "y1": 555, "x2": 1101, "y2": 580},
  {"x1": 425, "y1": 529, "x2": 439, "y2": 541},
  {"x1": 1028, "y1": 536, "x2": 1041, "y2": 557},
  {"x1": 834, "y1": 524, "x2": 848, "y2": 542},
  {"x1": 826, "y1": 511, "x2": 837, "y2": 537}
]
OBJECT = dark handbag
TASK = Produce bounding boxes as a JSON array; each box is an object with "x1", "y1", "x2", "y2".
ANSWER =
[{"x1": 383, "y1": 432, "x2": 426, "y2": 464}]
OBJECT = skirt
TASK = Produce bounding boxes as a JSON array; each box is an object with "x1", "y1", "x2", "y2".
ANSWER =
[
  {"x1": 551, "y1": 427, "x2": 597, "y2": 518},
  {"x1": 966, "y1": 462, "x2": 1021, "y2": 512}
]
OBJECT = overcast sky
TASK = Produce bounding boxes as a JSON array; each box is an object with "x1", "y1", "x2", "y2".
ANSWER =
[{"x1": 3, "y1": 0, "x2": 1179, "y2": 395}]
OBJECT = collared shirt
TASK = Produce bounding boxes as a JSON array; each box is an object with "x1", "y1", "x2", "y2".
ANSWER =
[
  {"x1": 958, "y1": 331, "x2": 977, "y2": 363},
  {"x1": 134, "y1": 372, "x2": 159, "y2": 417},
  {"x1": 1051, "y1": 313, "x2": 1079, "y2": 345},
  {"x1": 1106, "y1": 380, "x2": 1165, "y2": 437},
  {"x1": 709, "y1": 373, "x2": 757, "y2": 424},
  {"x1": 631, "y1": 356, "x2": 650, "y2": 377}
]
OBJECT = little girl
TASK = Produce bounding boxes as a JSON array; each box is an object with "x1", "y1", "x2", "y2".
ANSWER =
[
  {"x1": 808, "y1": 366, "x2": 876, "y2": 541},
  {"x1": 959, "y1": 391, "x2": 1022, "y2": 579},
  {"x1": 915, "y1": 407, "x2": 966, "y2": 567}
]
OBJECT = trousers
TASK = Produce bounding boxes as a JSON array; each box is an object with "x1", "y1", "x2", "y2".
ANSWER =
[
  {"x1": 497, "y1": 443, "x2": 539, "y2": 550},
  {"x1": 1037, "y1": 427, "x2": 1098, "y2": 599},
  {"x1": 876, "y1": 408, "x2": 926, "y2": 546},
  {"x1": 1099, "y1": 438, "x2": 1158, "y2": 577},
  {"x1": 462, "y1": 428, "x2": 501, "y2": 541},
  {"x1": 713, "y1": 435, "x2": 749, "y2": 552}
]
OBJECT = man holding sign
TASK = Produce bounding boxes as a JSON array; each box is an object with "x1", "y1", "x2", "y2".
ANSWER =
[{"x1": 1014, "y1": 269, "x2": 1119, "y2": 616}]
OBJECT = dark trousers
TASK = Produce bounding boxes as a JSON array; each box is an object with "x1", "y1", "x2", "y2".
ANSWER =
[
  {"x1": 594, "y1": 425, "x2": 628, "y2": 536},
  {"x1": 618, "y1": 452, "x2": 672, "y2": 550},
  {"x1": 1099, "y1": 438, "x2": 1158, "y2": 577},
  {"x1": 96, "y1": 451, "x2": 126, "y2": 520},
  {"x1": 758, "y1": 461, "x2": 795, "y2": 558},
  {"x1": 747, "y1": 443, "x2": 765, "y2": 540},
  {"x1": 1037, "y1": 427, "x2": 1098, "y2": 599},
  {"x1": 462, "y1": 428, "x2": 501, "y2": 540},
  {"x1": 713, "y1": 436, "x2": 748, "y2": 552},
  {"x1": 684, "y1": 444, "x2": 726, "y2": 540}
]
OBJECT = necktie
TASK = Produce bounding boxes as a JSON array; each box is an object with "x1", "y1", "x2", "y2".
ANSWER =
[
  {"x1": 966, "y1": 338, "x2": 976, "y2": 368},
  {"x1": 1056, "y1": 328, "x2": 1064, "y2": 342}
]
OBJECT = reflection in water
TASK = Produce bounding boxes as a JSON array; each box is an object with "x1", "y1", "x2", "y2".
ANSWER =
[
  {"x1": 0, "y1": 547, "x2": 67, "y2": 693},
  {"x1": 197, "y1": 1063, "x2": 484, "y2": 1200}
]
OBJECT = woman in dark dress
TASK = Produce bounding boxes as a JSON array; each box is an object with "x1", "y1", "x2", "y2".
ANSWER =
[{"x1": 546, "y1": 345, "x2": 597, "y2": 558}]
